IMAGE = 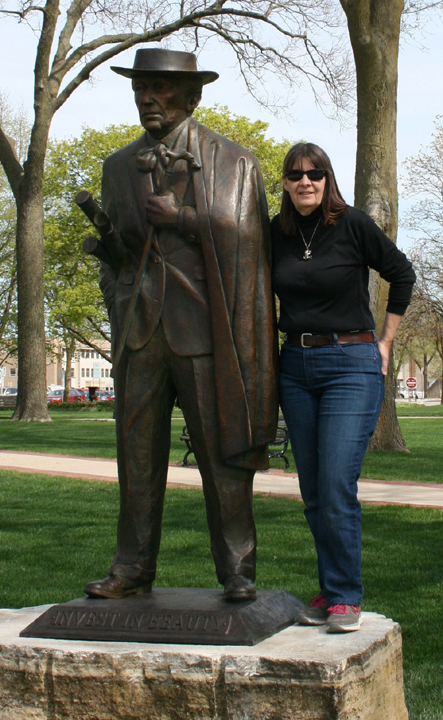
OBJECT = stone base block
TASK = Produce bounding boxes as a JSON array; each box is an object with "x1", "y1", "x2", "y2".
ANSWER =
[{"x1": 0, "y1": 605, "x2": 408, "y2": 720}]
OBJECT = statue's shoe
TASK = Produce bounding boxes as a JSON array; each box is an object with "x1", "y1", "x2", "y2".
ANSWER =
[
  {"x1": 223, "y1": 575, "x2": 256, "y2": 602},
  {"x1": 84, "y1": 574, "x2": 152, "y2": 599}
]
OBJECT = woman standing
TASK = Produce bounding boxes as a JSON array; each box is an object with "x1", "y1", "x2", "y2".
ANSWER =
[{"x1": 272, "y1": 142, "x2": 415, "y2": 633}]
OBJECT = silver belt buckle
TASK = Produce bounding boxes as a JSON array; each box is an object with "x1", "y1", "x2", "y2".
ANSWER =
[{"x1": 301, "y1": 333, "x2": 312, "y2": 348}]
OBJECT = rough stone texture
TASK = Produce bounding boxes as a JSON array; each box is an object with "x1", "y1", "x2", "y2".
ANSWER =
[{"x1": 0, "y1": 605, "x2": 408, "y2": 720}]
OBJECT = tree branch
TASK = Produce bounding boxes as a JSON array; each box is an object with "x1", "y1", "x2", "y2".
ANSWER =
[
  {"x1": 51, "y1": 0, "x2": 94, "y2": 78},
  {"x1": 66, "y1": 325, "x2": 111, "y2": 362},
  {"x1": 0, "y1": 275, "x2": 16, "y2": 345},
  {"x1": 0, "y1": 6, "x2": 46, "y2": 18},
  {"x1": 86, "y1": 315, "x2": 111, "y2": 343},
  {"x1": 403, "y1": 0, "x2": 443, "y2": 13},
  {"x1": 51, "y1": 5, "x2": 332, "y2": 111},
  {"x1": 34, "y1": 0, "x2": 61, "y2": 98},
  {"x1": 0, "y1": 125, "x2": 23, "y2": 198}
]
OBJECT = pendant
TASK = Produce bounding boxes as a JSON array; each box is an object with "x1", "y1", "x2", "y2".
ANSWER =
[{"x1": 303, "y1": 249, "x2": 312, "y2": 260}]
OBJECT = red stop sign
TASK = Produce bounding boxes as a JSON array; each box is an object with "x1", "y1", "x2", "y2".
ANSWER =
[{"x1": 406, "y1": 377, "x2": 417, "y2": 390}]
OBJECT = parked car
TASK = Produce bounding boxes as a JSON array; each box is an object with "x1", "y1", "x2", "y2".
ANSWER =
[
  {"x1": 2, "y1": 387, "x2": 18, "y2": 395},
  {"x1": 47, "y1": 390, "x2": 63, "y2": 403},
  {"x1": 70, "y1": 388, "x2": 88, "y2": 402},
  {"x1": 398, "y1": 387, "x2": 424, "y2": 399},
  {"x1": 94, "y1": 390, "x2": 115, "y2": 401},
  {"x1": 47, "y1": 388, "x2": 88, "y2": 404}
]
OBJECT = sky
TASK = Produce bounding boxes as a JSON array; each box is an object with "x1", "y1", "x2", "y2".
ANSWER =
[{"x1": 1, "y1": 6, "x2": 443, "y2": 251}]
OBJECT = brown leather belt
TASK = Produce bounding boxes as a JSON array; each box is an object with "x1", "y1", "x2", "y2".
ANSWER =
[{"x1": 287, "y1": 332, "x2": 375, "y2": 348}]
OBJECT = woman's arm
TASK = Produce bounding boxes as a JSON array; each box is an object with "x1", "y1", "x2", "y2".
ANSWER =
[{"x1": 377, "y1": 312, "x2": 403, "y2": 376}]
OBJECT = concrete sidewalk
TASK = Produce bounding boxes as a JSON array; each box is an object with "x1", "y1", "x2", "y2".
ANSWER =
[{"x1": 1, "y1": 449, "x2": 442, "y2": 509}]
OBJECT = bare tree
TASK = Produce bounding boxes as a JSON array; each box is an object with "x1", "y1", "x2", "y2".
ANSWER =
[
  {"x1": 401, "y1": 115, "x2": 443, "y2": 401},
  {"x1": 0, "y1": 0, "x2": 352, "y2": 421},
  {"x1": 392, "y1": 301, "x2": 420, "y2": 396},
  {"x1": 402, "y1": 116, "x2": 443, "y2": 306},
  {"x1": 409, "y1": 264, "x2": 443, "y2": 403},
  {"x1": 396, "y1": 116, "x2": 443, "y2": 401},
  {"x1": 393, "y1": 292, "x2": 437, "y2": 398}
]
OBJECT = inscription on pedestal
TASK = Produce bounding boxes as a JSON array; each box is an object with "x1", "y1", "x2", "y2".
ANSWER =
[
  {"x1": 50, "y1": 607, "x2": 233, "y2": 635},
  {"x1": 20, "y1": 588, "x2": 304, "y2": 646}
]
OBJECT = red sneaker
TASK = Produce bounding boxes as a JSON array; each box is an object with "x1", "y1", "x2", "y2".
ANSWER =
[
  {"x1": 326, "y1": 604, "x2": 361, "y2": 633},
  {"x1": 296, "y1": 594, "x2": 329, "y2": 626}
]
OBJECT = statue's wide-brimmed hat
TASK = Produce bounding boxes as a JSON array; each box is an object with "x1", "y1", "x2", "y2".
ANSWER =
[{"x1": 111, "y1": 49, "x2": 219, "y2": 85}]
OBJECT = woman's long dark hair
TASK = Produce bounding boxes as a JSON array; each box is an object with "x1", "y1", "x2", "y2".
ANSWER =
[{"x1": 279, "y1": 142, "x2": 348, "y2": 235}]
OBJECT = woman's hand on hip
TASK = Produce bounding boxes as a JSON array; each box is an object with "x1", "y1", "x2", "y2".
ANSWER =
[
  {"x1": 377, "y1": 339, "x2": 391, "y2": 376},
  {"x1": 377, "y1": 312, "x2": 404, "y2": 377}
]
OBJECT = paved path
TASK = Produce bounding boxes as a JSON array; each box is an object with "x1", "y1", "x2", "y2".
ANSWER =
[{"x1": 0, "y1": 450, "x2": 442, "y2": 509}]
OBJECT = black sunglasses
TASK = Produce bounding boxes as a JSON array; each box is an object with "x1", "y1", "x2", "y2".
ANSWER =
[{"x1": 284, "y1": 169, "x2": 327, "y2": 182}]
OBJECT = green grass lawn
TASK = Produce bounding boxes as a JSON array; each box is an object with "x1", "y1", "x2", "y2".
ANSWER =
[
  {"x1": 361, "y1": 419, "x2": 443, "y2": 483},
  {"x1": 0, "y1": 471, "x2": 441, "y2": 720},
  {"x1": 1, "y1": 410, "x2": 443, "y2": 481},
  {"x1": 0, "y1": 412, "x2": 291, "y2": 470},
  {"x1": 0, "y1": 414, "x2": 118, "y2": 458},
  {"x1": 396, "y1": 402, "x2": 443, "y2": 417}
]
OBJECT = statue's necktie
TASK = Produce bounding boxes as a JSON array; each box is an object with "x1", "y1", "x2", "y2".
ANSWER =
[
  {"x1": 136, "y1": 143, "x2": 167, "y2": 193},
  {"x1": 136, "y1": 143, "x2": 200, "y2": 195}
]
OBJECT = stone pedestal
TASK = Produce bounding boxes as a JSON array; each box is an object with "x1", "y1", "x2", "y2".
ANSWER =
[
  {"x1": 19, "y1": 589, "x2": 304, "y2": 646},
  {"x1": 0, "y1": 605, "x2": 408, "y2": 720}
]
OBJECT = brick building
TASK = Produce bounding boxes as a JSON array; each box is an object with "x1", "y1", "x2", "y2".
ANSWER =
[{"x1": 0, "y1": 342, "x2": 113, "y2": 393}]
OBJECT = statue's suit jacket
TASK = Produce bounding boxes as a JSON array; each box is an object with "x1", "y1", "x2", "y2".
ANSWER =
[{"x1": 100, "y1": 118, "x2": 278, "y2": 470}]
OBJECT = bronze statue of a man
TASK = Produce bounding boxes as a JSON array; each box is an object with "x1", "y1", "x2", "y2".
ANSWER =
[{"x1": 85, "y1": 48, "x2": 278, "y2": 602}]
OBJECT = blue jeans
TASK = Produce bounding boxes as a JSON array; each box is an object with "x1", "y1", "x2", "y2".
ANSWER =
[{"x1": 279, "y1": 340, "x2": 384, "y2": 606}]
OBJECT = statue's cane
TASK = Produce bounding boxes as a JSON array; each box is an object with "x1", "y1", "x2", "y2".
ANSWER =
[{"x1": 111, "y1": 145, "x2": 201, "y2": 374}]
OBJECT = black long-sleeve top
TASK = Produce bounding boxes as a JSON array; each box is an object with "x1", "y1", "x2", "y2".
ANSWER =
[{"x1": 271, "y1": 205, "x2": 416, "y2": 335}]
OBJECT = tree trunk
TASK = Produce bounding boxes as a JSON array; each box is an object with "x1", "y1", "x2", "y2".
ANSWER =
[
  {"x1": 423, "y1": 353, "x2": 428, "y2": 398},
  {"x1": 9, "y1": 0, "x2": 60, "y2": 421},
  {"x1": 11, "y1": 99, "x2": 54, "y2": 421},
  {"x1": 340, "y1": 0, "x2": 408, "y2": 451},
  {"x1": 393, "y1": 371, "x2": 399, "y2": 398},
  {"x1": 12, "y1": 176, "x2": 50, "y2": 421},
  {"x1": 63, "y1": 336, "x2": 76, "y2": 402}
]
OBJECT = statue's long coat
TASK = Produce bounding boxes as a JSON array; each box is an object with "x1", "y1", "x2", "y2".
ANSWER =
[{"x1": 100, "y1": 118, "x2": 278, "y2": 470}]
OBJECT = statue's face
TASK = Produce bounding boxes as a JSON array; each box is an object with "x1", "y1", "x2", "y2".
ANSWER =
[{"x1": 133, "y1": 75, "x2": 194, "y2": 138}]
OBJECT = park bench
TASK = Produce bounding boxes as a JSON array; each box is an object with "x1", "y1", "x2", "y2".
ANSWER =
[
  {"x1": 268, "y1": 420, "x2": 290, "y2": 470},
  {"x1": 0, "y1": 395, "x2": 17, "y2": 408},
  {"x1": 180, "y1": 416, "x2": 290, "y2": 470}
]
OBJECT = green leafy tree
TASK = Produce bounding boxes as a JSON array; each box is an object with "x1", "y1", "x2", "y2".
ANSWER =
[
  {"x1": 43, "y1": 109, "x2": 289, "y2": 373},
  {"x1": 195, "y1": 106, "x2": 291, "y2": 216},
  {"x1": 44, "y1": 124, "x2": 141, "y2": 398}
]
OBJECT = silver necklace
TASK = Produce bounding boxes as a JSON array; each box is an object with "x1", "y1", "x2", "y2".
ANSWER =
[{"x1": 297, "y1": 218, "x2": 321, "y2": 260}]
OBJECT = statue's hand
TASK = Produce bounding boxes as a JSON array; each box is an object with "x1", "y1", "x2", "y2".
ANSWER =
[{"x1": 145, "y1": 191, "x2": 180, "y2": 228}]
